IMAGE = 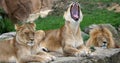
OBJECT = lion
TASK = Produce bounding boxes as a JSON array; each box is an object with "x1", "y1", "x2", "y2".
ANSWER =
[
  {"x1": 38, "y1": 2, "x2": 91, "y2": 57},
  {"x1": 86, "y1": 25, "x2": 115, "y2": 48},
  {"x1": 0, "y1": 23, "x2": 55, "y2": 63}
]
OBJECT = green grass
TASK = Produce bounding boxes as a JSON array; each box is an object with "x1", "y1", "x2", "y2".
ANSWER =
[
  {"x1": 81, "y1": 9, "x2": 120, "y2": 30},
  {"x1": 0, "y1": 18, "x2": 14, "y2": 34},
  {"x1": 35, "y1": 15, "x2": 65, "y2": 30},
  {"x1": 35, "y1": 9, "x2": 120, "y2": 31}
]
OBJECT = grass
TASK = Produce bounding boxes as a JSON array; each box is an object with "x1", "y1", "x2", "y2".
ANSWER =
[
  {"x1": 35, "y1": 9, "x2": 120, "y2": 31},
  {"x1": 35, "y1": 16, "x2": 65, "y2": 30},
  {"x1": 81, "y1": 9, "x2": 120, "y2": 30},
  {"x1": 0, "y1": 18, "x2": 14, "y2": 34}
]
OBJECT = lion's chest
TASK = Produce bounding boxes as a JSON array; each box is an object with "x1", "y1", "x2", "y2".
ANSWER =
[
  {"x1": 71, "y1": 35, "x2": 83, "y2": 48},
  {"x1": 68, "y1": 23, "x2": 83, "y2": 48}
]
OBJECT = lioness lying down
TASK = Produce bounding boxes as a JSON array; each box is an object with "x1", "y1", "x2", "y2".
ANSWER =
[
  {"x1": 39, "y1": 2, "x2": 90, "y2": 56},
  {"x1": 0, "y1": 23, "x2": 55, "y2": 63},
  {"x1": 86, "y1": 25, "x2": 116, "y2": 48}
]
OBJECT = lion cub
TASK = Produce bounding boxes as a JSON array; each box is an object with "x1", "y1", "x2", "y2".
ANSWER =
[
  {"x1": 86, "y1": 25, "x2": 115, "y2": 48},
  {"x1": 0, "y1": 23, "x2": 55, "y2": 63},
  {"x1": 39, "y1": 2, "x2": 90, "y2": 56}
]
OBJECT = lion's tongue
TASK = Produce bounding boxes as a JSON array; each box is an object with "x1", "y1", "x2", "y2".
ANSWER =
[
  {"x1": 72, "y1": 8, "x2": 79, "y2": 18},
  {"x1": 71, "y1": 4, "x2": 79, "y2": 21},
  {"x1": 73, "y1": 14, "x2": 79, "y2": 19}
]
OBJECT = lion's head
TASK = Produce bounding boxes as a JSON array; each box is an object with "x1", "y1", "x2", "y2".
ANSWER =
[
  {"x1": 15, "y1": 23, "x2": 36, "y2": 46},
  {"x1": 64, "y1": 2, "x2": 83, "y2": 23},
  {"x1": 86, "y1": 26, "x2": 115, "y2": 48}
]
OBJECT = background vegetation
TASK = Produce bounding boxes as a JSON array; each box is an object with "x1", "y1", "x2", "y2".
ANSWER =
[
  {"x1": 0, "y1": 0, "x2": 120, "y2": 34},
  {"x1": 0, "y1": 8, "x2": 14, "y2": 34},
  {"x1": 36, "y1": 0, "x2": 120, "y2": 31}
]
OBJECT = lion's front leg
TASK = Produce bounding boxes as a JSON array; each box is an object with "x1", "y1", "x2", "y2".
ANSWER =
[
  {"x1": 18, "y1": 55, "x2": 52, "y2": 63},
  {"x1": 37, "y1": 51, "x2": 56, "y2": 61},
  {"x1": 63, "y1": 45, "x2": 80, "y2": 56}
]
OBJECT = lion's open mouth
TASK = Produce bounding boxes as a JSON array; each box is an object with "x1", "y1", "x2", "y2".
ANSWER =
[{"x1": 70, "y1": 3, "x2": 80, "y2": 21}]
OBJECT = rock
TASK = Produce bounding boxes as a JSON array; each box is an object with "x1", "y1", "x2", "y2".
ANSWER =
[
  {"x1": 1, "y1": 0, "x2": 41, "y2": 23},
  {"x1": 84, "y1": 24, "x2": 120, "y2": 46},
  {"x1": 0, "y1": 32, "x2": 15, "y2": 40},
  {"x1": 84, "y1": 24, "x2": 98, "y2": 34},
  {"x1": 118, "y1": 25, "x2": 120, "y2": 32},
  {"x1": 39, "y1": 0, "x2": 57, "y2": 18},
  {"x1": 107, "y1": 3, "x2": 120, "y2": 13},
  {"x1": 51, "y1": 0, "x2": 68, "y2": 16},
  {"x1": 51, "y1": 47, "x2": 120, "y2": 63},
  {"x1": 107, "y1": 3, "x2": 119, "y2": 11},
  {"x1": 51, "y1": 0, "x2": 79, "y2": 16},
  {"x1": 1, "y1": 0, "x2": 55, "y2": 23}
]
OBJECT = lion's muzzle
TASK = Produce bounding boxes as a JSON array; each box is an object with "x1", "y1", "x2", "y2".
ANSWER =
[{"x1": 27, "y1": 41, "x2": 35, "y2": 46}]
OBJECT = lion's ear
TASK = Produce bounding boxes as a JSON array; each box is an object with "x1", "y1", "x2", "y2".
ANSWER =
[
  {"x1": 15, "y1": 24, "x2": 21, "y2": 30},
  {"x1": 35, "y1": 30, "x2": 45, "y2": 42},
  {"x1": 30, "y1": 22, "x2": 36, "y2": 28}
]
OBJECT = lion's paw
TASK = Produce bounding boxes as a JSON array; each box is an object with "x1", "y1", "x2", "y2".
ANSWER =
[
  {"x1": 43, "y1": 54, "x2": 56, "y2": 62},
  {"x1": 74, "y1": 49, "x2": 91, "y2": 57},
  {"x1": 48, "y1": 55, "x2": 56, "y2": 61}
]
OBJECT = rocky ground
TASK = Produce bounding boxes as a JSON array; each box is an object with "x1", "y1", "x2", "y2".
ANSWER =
[
  {"x1": 0, "y1": 24, "x2": 120, "y2": 63},
  {"x1": 51, "y1": 48, "x2": 120, "y2": 63}
]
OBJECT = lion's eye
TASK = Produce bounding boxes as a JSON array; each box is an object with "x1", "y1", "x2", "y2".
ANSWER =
[
  {"x1": 24, "y1": 32, "x2": 29, "y2": 35},
  {"x1": 97, "y1": 36, "x2": 102, "y2": 40},
  {"x1": 33, "y1": 33, "x2": 35, "y2": 36},
  {"x1": 97, "y1": 36, "x2": 101, "y2": 39},
  {"x1": 31, "y1": 32, "x2": 34, "y2": 34},
  {"x1": 105, "y1": 37, "x2": 109, "y2": 40}
]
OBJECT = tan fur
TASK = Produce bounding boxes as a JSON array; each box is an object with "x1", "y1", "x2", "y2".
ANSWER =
[
  {"x1": 39, "y1": 2, "x2": 90, "y2": 57},
  {"x1": 86, "y1": 26, "x2": 115, "y2": 48},
  {"x1": 0, "y1": 23, "x2": 55, "y2": 63}
]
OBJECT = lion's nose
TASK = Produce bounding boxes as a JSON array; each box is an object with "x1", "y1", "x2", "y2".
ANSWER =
[
  {"x1": 30, "y1": 41, "x2": 33, "y2": 43},
  {"x1": 103, "y1": 41, "x2": 107, "y2": 44},
  {"x1": 27, "y1": 41, "x2": 34, "y2": 46},
  {"x1": 30, "y1": 38, "x2": 34, "y2": 41}
]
